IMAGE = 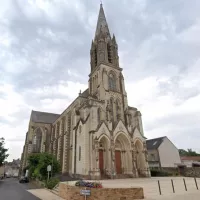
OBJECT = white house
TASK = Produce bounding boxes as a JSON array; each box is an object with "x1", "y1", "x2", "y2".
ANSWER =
[{"x1": 146, "y1": 136, "x2": 181, "y2": 168}]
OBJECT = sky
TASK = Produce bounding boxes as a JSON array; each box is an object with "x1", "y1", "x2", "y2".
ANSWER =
[{"x1": 0, "y1": 0, "x2": 200, "y2": 161}]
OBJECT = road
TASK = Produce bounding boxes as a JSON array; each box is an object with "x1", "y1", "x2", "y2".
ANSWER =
[{"x1": 0, "y1": 178, "x2": 41, "y2": 200}]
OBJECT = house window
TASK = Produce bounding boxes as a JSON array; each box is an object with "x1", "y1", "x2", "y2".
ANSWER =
[
  {"x1": 153, "y1": 141, "x2": 157, "y2": 146},
  {"x1": 79, "y1": 146, "x2": 81, "y2": 161},
  {"x1": 151, "y1": 154, "x2": 155, "y2": 161}
]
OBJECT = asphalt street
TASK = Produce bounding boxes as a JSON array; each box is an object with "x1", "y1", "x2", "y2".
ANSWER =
[{"x1": 0, "y1": 178, "x2": 41, "y2": 200}]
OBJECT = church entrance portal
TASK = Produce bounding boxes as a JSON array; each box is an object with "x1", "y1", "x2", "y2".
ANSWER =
[
  {"x1": 114, "y1": 133, "x2": 132, "y2": 175},
  {"x1": 98, "y1": 136, "x2": 110, "y2": 175}
]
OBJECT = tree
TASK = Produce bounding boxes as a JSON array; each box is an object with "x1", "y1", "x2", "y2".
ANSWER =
[
  {"x1": 27, "y1": 153, "x2": 61, "y2": 180},
  {"x1": 179, "y1": 149, "x2": 200, "y2": 156},
  {"x1": 0, "y1": 137, "x2": 9, "y2": 166}
]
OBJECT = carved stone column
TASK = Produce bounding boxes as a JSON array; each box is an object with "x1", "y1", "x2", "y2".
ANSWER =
[
  {"x1": 143, "y1": 141, "x2": 151, "y2": 177},
  {"x1": 131, "y1": 141, "x2": 138, "y2": 177},
  {"x1": 110, "y1": 137, "x2": 116, "y2": 178},
  {"x1": 94, "y1": 138, "x2": 100, "y2": 178}
]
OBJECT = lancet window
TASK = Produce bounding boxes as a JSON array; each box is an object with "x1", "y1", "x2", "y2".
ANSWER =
[{"x1": 108, "y1": 73, "x2": 116, "y2": 91}]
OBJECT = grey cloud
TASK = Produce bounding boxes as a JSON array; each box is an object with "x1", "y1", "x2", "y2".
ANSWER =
[{"x1": 0, "y1": 0, "x2": 200, "y2": 159}]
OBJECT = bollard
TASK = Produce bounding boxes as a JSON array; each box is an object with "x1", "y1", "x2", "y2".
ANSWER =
[
  {"x1": 158, "y1": 180, "x2": 162, "y2": 195},
  {"x1": 194, "y1": 177, "x2": 199, "y2": 190},
  {"x1": 171, "y1": 179, "x2": 175, "y2": 193},
  {"x1": 183, "y1": 178, "x2": 187, "y2": 191}
]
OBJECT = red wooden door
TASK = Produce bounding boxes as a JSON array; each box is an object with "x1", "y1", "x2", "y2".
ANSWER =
[
  {"x1": 115, "y1": 150, "x2": 122, "y2": 174},
  {"x1": 99, "y1": 149, "x2": 104, "y2": 174}
]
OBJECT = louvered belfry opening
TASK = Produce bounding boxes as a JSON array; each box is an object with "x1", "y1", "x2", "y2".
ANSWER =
[{"x1": 107, "y1": 43, "x2": 112, "y2": 63}]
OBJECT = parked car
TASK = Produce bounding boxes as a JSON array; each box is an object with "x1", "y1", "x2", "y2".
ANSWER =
[
  {"x1": 19, "y1": 176, "x2": 29, "y2": 183},
  {"x1": 5, "y1": 173, "x2": 11, "y2": 178}
]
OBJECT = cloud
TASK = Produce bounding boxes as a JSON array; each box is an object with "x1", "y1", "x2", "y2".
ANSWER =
[{"x1": 0, "y1": 0, "x2": 200, "y2": 161}]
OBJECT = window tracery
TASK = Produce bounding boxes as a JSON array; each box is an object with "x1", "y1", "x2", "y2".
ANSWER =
[
  {"x1": 32, "y1": 128, "x2": 42, "y2": 153},
  {"x1": 108, "y1": 73, "x2": 116, "y2": 91}
]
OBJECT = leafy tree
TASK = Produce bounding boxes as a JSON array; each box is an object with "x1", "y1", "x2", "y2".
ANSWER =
[
  {"x1": 27, "y1": 153, "x2": 61, "y2": 180},
  {"x1": 0, "y1": 137, "x2": 9, "y2": 166},
  {"x1": 179, "y1": 149, "x2": 200, "y2": 156}
]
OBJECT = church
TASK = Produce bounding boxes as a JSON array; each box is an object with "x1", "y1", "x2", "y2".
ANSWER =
[{"x1": 20, "y1": 4, "x2": 150, "y2": 179}]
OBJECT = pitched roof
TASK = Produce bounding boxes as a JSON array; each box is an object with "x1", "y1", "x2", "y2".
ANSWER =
[
  {"x1": 181, "y1": 156, "x2": 200, "y2": 162},
  {"x1": 80, "y1": 88, "x2": 89, "y2": 98},
  {"x1": 146, "y1": 136, "x2": 166, "y2": 150},
  {"x1": 30, "y1": 110, "x2": 60, "y2": 124}
]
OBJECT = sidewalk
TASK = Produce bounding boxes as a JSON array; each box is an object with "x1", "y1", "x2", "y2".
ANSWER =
[
  {"x1": 28, "y1": 189, "x2": 65, "y2": 200},
  {"x1": 144, "y1": 190, "x2": 200, "y2": 200}
]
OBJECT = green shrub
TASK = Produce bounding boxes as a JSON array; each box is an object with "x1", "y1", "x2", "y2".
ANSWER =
[
  {"x1": 150, "y1": 169, "x2": 172, "y2": 177},
  {"x1": 46, "y1": 178, "x2": 60, "y2": 189}
]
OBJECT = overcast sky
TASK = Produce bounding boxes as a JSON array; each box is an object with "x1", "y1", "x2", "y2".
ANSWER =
[{"x1": 0, "y1": 0, "x2": 200, "y2": 161}]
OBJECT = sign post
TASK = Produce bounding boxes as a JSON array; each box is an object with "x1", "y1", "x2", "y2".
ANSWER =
[
  {"x1": 80, "y1": 188, "x2": 91, "y2": 200},
  {"x1": 47, "y1": 165, "x2": 52, "y2": 181}
]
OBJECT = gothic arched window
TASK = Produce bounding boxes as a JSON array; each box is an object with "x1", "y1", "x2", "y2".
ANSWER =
[
  {"x1": 32, "y1": 128, "x2": 42, "y2": 153},
  {"x1": 108, "y1": 73, "x2": 116, "y2": 91}
]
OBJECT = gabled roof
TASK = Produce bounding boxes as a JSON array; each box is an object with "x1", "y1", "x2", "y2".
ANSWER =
[
  {"x1": 80, "y1": 88, "x2": 89, "y2": 98},
  {"x1": 146, "y1": 136, "x2": 166, "y2": 150},
  {"x1": 30, "y1": 110, "x2": 60, "y2": 124}
]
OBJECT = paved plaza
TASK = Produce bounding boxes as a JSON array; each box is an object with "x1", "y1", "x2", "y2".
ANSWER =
[
  {"x1": 26, "y1": 177, "x2": 200, "y2": 200},
  {"x1": 93, "y1": 177, "x2": 200, "y2": 199}
]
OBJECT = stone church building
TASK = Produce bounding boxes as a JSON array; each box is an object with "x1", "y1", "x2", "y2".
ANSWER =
[{"x1": 20, "y1": 4, "x2": 150, "y2": 179}]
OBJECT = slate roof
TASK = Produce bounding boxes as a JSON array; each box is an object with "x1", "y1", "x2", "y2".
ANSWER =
[
  {"x1": 30, "y1": 110, "x2": 60, "y2": 124},
  {"x1": 146, "y1": 136, "x2": 166, "y2": 150}
]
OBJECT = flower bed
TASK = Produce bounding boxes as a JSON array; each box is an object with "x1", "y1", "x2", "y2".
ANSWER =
[{"x1": 75, "y1": 180, "x2": 103, "y2": 188}]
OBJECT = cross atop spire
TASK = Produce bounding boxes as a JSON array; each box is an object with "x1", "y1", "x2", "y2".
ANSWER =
[{"x1": 95, "y1": 3, "x2": 111, "y2": 40}]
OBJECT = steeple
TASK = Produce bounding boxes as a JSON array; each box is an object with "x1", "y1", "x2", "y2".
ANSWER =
[
  {"x1": 90, "y1": 4, "x2": 119, "y2": 74},
  {"x1": 95, "y1": 3, "x2": 111, "y2": 40}
]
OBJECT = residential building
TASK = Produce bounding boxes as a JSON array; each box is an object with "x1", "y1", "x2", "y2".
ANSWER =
[
  {"x1": 146, "y1": 136, "x2": 181, "y2": 168},
  {"x1": 20, "y1": 4, "x2": 150, "y2": 179},
  {"x1": 5, "y1": 159, "x2": 20, "y2": 177},
  {"x1": 181, "y1": 156, "x2": 200, "y2": 167}
]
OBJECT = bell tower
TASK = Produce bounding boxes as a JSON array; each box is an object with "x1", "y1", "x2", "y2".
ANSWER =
[
  {"x1": 89, "y1": 4, "x2": 128, "y2": 124},
  {"x1": 90, "y1": 4, "x2": 119, "y2": 71},
  {"x1": 89, "y1": 4, "x2": 120, "y2": 95}
]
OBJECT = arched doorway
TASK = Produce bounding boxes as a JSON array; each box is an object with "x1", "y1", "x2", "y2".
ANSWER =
[
  {"x1": 98, "y1": 136, "x2": 110, "y2": 175},
  {"x1": 114, "y1": 133, "x2": 132, "y2": 174},
  {"x1": 135, "y1": 140, "x2": 146, "y2": 176}
]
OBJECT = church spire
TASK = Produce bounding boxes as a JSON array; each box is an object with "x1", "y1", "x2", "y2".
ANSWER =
[{"x1": 95, "y1": 3, "x2": 111, "y2": 40}]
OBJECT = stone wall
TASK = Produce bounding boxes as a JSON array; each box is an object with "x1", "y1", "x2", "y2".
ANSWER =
[
  {"x1": 59, "y1": 183, "x2": 144, "y2": 200},
  {"x1": 184, "y1": 167, "x2": 200, "y2": 177}
]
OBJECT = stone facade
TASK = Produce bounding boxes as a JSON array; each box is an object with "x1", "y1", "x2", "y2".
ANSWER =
[
  {"x1": 184, "y1": 167, "x2": 200, "y2": 177},
  {"x1": 59, "y1": 183, "x2": 144, "y2": 200},
  {"x1": 20, "y1": 4, "x2": 150, "y2": 179}
]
